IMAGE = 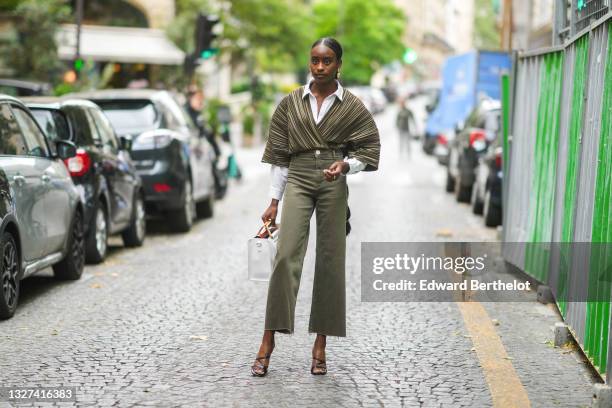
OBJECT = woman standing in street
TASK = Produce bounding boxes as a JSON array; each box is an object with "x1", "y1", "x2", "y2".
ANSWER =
[{"x1": 251, "y1": 38, "x2": 380, "y2": 376}]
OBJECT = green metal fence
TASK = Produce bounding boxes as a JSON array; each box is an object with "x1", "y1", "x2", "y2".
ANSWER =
[{"x1": 504, "y1": 15, "x2": 612, "y2": 382}]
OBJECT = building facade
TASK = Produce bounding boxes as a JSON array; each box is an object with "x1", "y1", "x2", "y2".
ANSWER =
[
  {"x1": 394, "y1": 0, "x2": 475, "y2": 80},
  {"x1": 124, "y1": 0, "x2": 175, "y2": 29},
  {"x1": 510, "y1": 0, "x2": 554, "y2": 50}
]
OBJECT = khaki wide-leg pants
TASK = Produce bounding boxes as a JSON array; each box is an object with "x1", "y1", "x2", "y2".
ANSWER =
[{"x1": 264, "y1": 149, "x2": 348, "y2": 337}]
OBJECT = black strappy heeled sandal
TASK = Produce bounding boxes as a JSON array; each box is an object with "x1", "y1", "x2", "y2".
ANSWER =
[
  {"x1": 251, "y1": 338, "x2": 275, "y2": 377},
  {"x1": 311, "y1": 357, "x2": 327, "y2": 375}
]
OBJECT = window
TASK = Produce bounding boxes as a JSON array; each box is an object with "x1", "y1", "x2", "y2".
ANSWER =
[
  {"x1": 84, "y1": 109, "x2": 103, "y2": 149},
  {"x1": 0, "y1": 104, "x2": 28, "y2": 156},
  {"x1": 11, "y1": 106, "x2": 49, "y2": 157},
  {"x1": 88, "y1": 108, "x2": 119, "y2": 152},
  {"x1": 95, "y1": 99, "x2": 159, "y2": 135},
  {"x1": 485, "y1": 111, "x2": 501, "y2": 133},
  {"x1": 65, "y1": 107, "x2": 95, "y2": 145},
  {"x1": 161, "y1": 102, "x2": 182, "y2": 131},
  {"x1": 31, "y1": 109, "x2": 71, "y2": 142}
]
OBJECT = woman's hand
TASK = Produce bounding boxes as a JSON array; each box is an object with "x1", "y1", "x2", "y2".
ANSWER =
[
  {"x1": 323, "y1": 161, "x2": 349, "y2": 182},
  {"x1": 261, "y1": 200, "x2": 279, "y2": 225}
]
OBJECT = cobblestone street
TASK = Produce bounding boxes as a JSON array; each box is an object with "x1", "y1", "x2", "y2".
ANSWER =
[{"x1": 0, "y1": 108, "x2": 600, "y2": 407}]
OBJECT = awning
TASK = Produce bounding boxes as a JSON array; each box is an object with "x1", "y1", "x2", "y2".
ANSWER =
[{"x1": 56, "y1": 24, "x2": 185, "y2": 65}]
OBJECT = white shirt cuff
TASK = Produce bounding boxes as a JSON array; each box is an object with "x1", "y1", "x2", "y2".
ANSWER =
[
  {"x1": 344, "y1": 157, "x2": 366, "y2": 175},
  {"x1": 270, "y1": 165, "x2": 288, "y2": 200}
]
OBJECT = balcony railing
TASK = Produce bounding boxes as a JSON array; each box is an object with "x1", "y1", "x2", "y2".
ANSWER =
[{"x1": 554, "y1": 0, "x2": 611, "y2": 44}]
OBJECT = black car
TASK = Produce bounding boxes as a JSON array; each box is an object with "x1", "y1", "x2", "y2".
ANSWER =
[
  {"x1": 0, "y1": 95, "x2": 84, "y2": 319},
  {"x1": 26, "y1": 98, "x2": 146, "y2": 264},
  {"x1": 0, "y1": 79, "x2": 52, "y2": 97},
  {"x1": 446, "y1": 100, "x2": 501, "y2": 203},
  {"x1": 69, "y1": 90, "x2": 216, "y2": 232},
  {"x1": 472, "y1": 142, "x2": 503, "y2": 227}
]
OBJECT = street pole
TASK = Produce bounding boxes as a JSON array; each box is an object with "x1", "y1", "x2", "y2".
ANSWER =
[
  {"x1": 75, "y1": 0, "x2": 83, "y2": 77},
  {"x1": 501, "y1": 0, "x2": 512, "y2": 51}
]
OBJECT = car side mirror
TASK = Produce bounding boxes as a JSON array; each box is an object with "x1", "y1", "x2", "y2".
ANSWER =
[
  {"x1": 55, "y1": 140, "x2": 77, "y2": 160},
  {"x1": 119, "y1": 135, "x2": 133, "y2": 151}
]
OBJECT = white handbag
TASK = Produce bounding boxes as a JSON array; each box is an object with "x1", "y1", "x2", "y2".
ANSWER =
[{"x1": 248, "y1": 221, "x2": 279, "y2": 281}]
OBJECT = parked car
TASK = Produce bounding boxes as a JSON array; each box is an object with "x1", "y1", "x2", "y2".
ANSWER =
[
  {"x1": 348, "y1": 86, "x2": 387, "y2": 114},
  {"x1": 472, "y1": 138, "x2": 503, "y2": 227},
  {"x1": 446, "y1": 99, "x2": 501, "y2": 205},
  {"x1": 434, "y1": 125, "x2": 459, "y2": 166},
  {"x1": 0, "y1": 79, "x2": 52, "y2": 97},
  {"x1": 0, "y1": 95, "x2": 84, "y2": 319},
  {"x1": 68, "y1": 89, "x2": 216, "y2": 232},
  {"x1": 424, "y1": 51, "x2": 511, "y2": 154},
  {"x1": 25, "y1": 98, "x2": 146, "y2": 264}
]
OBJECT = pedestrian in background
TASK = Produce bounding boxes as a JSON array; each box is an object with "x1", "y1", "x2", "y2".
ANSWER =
[
  {"x1": 251, "y1": 37, "x2": 380, "y2": 377},
  {"x1": 396, "y1": 98, "x2": 412, "y2": 155}
]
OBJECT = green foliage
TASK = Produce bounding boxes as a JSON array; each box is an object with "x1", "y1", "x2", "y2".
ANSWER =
[
  {"x1": 0, "y1": 0, "x2": 20, "y2": 12},
  {"x1": 1, "y1": 0, "x2": 70, "y2": 83},
  {"x1": 241, "y1": 106, "x2": 254, "y2": 136},
  {"x1": 313, "y1": 0, "x2": 405, "y2": 84},
  {"x1": 230, "y1": 80, "x2": 251, "y2": 94},
  {"x1": 166, "y1": 0, "x2": 209, "y2": 53},
  {"x1": 474, "y1": 0, "x2": 501, "y2": 50},
  {"x1": 53, "y1": 82, "x2": 77, "y2": 96},
  {"x1": 224, "y1": 0, "x2": 312, "y2": 73},
  {"x1": 204, "y1": 97, "x2": 224, "y2": 132}
]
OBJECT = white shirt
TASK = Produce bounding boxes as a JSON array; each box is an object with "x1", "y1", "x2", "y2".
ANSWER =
[{"x1": 269, "y1": 78, "x2": 366, "y2": 200}]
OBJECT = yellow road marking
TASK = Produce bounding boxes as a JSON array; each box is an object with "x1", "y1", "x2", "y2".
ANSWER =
[{"x1": 457, "y1": 302, "x2": 531, "y2": 408}]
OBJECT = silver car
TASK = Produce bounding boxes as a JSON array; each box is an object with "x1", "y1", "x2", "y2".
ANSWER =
[{"x1": 0, "y1": 95, "x2": 84, "y2": 319}]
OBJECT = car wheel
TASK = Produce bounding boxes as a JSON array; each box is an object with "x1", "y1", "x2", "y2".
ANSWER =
[
  {"x1": 53, "y1": 210, "x2": 85, "y2": 280},
  {"x1": 445, "y1": 168, "x2": 455, "y2": 193},
  {"x1": 471, "y1": 183, "x2": 484, "y2": 215},
  {"x1": 0, "y1": 232, "x2": 19, "y2": 319},
  {"x1": 86, "y1": 202, "x2": 108, "y2": 264},
  {"x1": 454, "y1": 172, "x2": 471, "y2": 203},
  {"x1": 196, "y1": 194, "x2": 214, "y2": 219},
  {"x1": 484, "y1": 189, "x2": 502, "y2": 227},
  {"x1": 172, "y1": 179, "x2": 195, "y2": 232},
  {"x1": 122, "y1": 194, "x2": 146, "y2": 247}
]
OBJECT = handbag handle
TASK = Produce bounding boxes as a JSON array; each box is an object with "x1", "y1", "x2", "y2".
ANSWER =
[{"x1": 256, "y1": 220, "x2": 277, "y2": 238}]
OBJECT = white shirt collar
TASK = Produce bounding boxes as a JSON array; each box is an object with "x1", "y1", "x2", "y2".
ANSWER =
[{"x1": 302, "y1": 78, "x2": 344, "y2": 101}]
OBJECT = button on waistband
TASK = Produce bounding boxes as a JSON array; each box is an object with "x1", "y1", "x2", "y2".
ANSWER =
[{"x1": 315, "y1": 150, "x2": 320, "y2": 155}]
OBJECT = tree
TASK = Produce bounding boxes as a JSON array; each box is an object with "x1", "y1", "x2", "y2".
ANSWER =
[
  {"x1": 166, "y1": 0, "x2": 210, "y2": 54},
  {"x1": 313, "y1": 0, "x2": 405, "y2": 84},
  {"x1": 224, "y1": 0, "x2": 312, "y2": 74},
  {"x1": 166, "y1": 0, "x2": 311, "y2": 78},
  {"x1": 0, "y1": 0, "x2": 20, "y2": 12},
  {"x1": 1, "y1": 0, "x2": 70, "y2": 83},
  {"x1": 474, "y1": 0, "x2": 501, "y2": 49}
]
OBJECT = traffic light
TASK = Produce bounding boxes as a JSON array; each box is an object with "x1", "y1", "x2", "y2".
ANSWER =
[
  {"x1": 73, "y1": 58, "x2": 84, "y2": 72},
  {"x1": 195, "y1": 13, "x2": 220, "y2": 60},
  {"x1": 403, "y1": 48, "x2": 418, "y2": 65}
]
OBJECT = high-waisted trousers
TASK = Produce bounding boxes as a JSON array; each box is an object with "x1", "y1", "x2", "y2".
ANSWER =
[{"x1": 264, "y1": 149, "x2": 348, "y2": 337}]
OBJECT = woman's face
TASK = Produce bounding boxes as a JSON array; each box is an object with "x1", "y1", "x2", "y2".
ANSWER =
[{"x1": 309, "y1": 44, "x2": 341, "y2": 85}]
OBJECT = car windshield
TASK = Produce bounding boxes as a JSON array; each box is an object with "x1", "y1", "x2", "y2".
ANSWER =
[
  {"x1": 30, "y1": 109, "x2": 70, "y2": 142},
  {"x1": 94, "y1": 99, "x2": 159, "y2": 135}
]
